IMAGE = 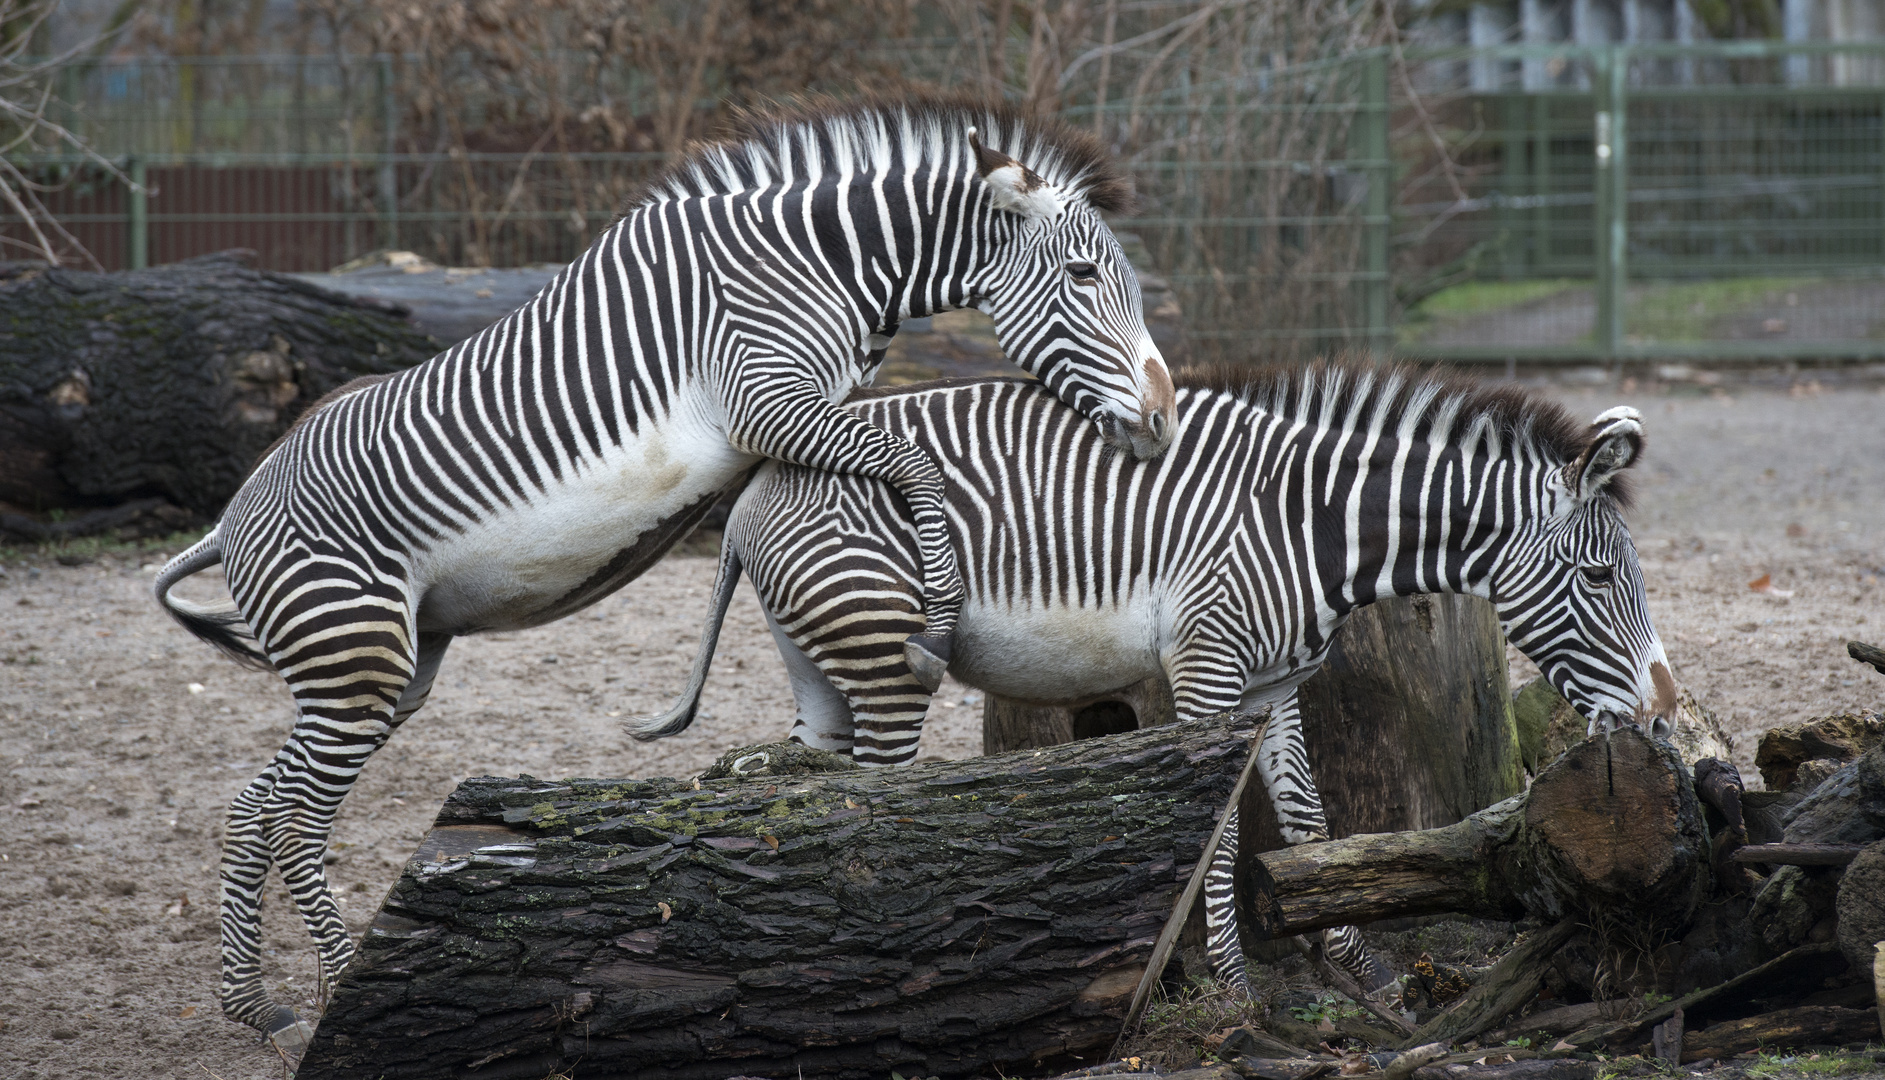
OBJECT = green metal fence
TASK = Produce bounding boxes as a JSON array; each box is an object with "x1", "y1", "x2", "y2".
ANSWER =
[
  {"x1": 1396, "y1": 41, "x2": 1885, "y2": 363},
  {"x1": 9, "y1": 43, "x2": 1885, "y2": 363}
]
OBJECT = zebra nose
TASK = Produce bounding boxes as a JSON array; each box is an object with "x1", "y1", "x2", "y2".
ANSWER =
[{"x1": 1148, "y1": 409, "x2": 1168, "y2": 444}]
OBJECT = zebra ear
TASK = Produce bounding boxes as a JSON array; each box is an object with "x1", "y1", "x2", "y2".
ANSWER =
[
  {"x1": 968, "y1": 127, "x2": 1062, "y2": 221},
  {"x1": 1572, "y1": 407, "x2": 1643, "y2": 503}
]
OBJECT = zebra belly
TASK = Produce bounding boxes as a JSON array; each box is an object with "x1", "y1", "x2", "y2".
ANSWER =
[
  {"x1": 948, "y1": 598, "x2": 1164, "y2": 702},
  {"x1": 413, "y1": 425, "x2": 757, "y2": 634}
]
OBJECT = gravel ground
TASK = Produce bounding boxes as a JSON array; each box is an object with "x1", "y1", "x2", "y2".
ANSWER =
[{"x1": 0, "y1": 370, "x2": 1880, "y2": 1078}]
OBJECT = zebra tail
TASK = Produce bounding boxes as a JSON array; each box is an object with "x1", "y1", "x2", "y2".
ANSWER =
[
  {"x1": 152, "y1": 529, "x2": 271, "y2": 671},
  {"x1": 628, "y1": 532, "x2": 743, "y2": 742}
]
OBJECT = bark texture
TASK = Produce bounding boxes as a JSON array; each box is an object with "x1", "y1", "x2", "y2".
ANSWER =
[
  {"x1": 1244, "y1": 729, "x2": 1707, "y2": 937},
  {"x1": 0, "y1": 252, "x2": 437, "y2": 520},
  {"x1": 299, "y1": 712, "x2": 1260, "y2": 1080}
]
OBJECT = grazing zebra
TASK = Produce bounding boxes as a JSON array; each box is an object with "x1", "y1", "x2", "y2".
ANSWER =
[
  {"x1": 151, "y1": 97, "x2": 1177, "y2": 1042},
  {"x1": 638, "y1": 364, "x2": 1677, "y2": 994}
]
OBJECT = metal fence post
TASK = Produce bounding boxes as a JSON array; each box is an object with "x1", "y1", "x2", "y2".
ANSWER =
[
  {"x1": 126, "y1": 157, "x2": 148, "y2": 270},
  {"x1": 1592, "y1": 47, "x2": 1627, "y2": 358},
  {"x1": 1362, "y1": 50, "x2": 1391, "y2": 361},
  {"x1": 378, "y1": 54, "x2": 399, "y2": 250}
]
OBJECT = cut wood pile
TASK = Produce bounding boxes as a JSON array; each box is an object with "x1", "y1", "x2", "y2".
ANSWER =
[
  {"x1": 301, "y1": 623, "x2": 1885, "y2": 1079},
  {"x1": 0, "y1": 251, "x2": 437, "y2": 539}
]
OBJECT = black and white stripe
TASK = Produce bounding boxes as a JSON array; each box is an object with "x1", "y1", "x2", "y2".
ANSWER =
[
  {"x1": 642, "y1": 364, "x2": 1674, "y2": 996},
  {"x1": 152, "y1": 97, "x2": 1178, "y2": 1039}
]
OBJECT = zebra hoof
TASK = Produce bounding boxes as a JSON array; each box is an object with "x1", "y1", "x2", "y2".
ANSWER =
[
  {"x1": 265, "y1": 1006, "x2": 315, "y2": 1055},
  {"x1": 902, "y1": 633, "x2": 951, "y2": 693}
]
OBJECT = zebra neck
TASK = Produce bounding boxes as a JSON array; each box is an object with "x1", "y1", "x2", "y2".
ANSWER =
[{"x1": 1314, "y1": 430, "x2": 1544, "y2": 617}]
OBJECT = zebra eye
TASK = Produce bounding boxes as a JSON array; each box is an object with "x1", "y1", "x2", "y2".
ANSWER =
[
  {"x1": 1065, "y1": 260, "x2": 1099, "y2": 281},
  {"x1": 1581, "y1": 565, "x2": 1615, "y2": 587}
]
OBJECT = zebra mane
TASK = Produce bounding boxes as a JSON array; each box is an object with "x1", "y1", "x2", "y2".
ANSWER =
[
  {"x1": 1174, "y1": 360, "x2": 1633, "y2": 508},
  {"x1": 624, "y1": 95, "x2": 1134, "y2": 214}
]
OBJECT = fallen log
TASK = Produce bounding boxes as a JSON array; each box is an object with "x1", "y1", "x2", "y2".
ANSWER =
[
  {"x1": 1244, "y1": 729, "x2": 1707, "y2": 938},
  {"x1": 1559, "y1": 942, "x2": 1849, "y2": 1052},
  {"x1": 299, "y1": 712, "x2": 1262, "y2": 1080},
  {"x1": 0, "y1": 251, "x2": 436, "y2": 522},
  {"x1": 1851, "y1": 640, "x2": 1885, "y2": 677},
  {"x1": 1731, "y1": 843, "x2": 1866, "y2": 867},
  {"x1": 1678, "y1": 1006, "x2": 1879, "y2": 1062}
]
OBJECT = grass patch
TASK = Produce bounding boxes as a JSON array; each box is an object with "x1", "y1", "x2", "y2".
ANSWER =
[
  {"x1": 1412, "y1": 279, "x2": 1586, "y2": 320},
  {"x1": 0, "y1": 527, "x2": 210, "y2": 566},
  {"x1": 1625, "y1": 276, "x2": 1821, "y2": 342},
  {"x1": 1748, "y1": 1049, "x2": 1885, "y2": 1078}
]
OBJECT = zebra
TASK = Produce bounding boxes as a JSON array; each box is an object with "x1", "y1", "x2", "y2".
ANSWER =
[
  {"x1": 151, "y1": 97, "x2": 1178, "y2": 1042},
  {"x1": 637, "y1": 363, "x2": 1678, "y2": 995}
]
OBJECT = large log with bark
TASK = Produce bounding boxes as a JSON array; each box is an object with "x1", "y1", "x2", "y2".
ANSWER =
[
  {"x1": 298, "y1": 712, "x2": 1263, "y2": 1080},
  {"x1": 0, "y1": 251, "x2": 436, "y2": 527},
  {"x1": 1243, "y1": 728, "x2": 1708, "y2": 938}
]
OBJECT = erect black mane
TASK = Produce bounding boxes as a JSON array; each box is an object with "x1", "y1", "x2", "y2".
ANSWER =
[
  {"x1": 622, "y1": 94, "x2": 1133, "y2": 215},
  {"x1": 1175, "y1": 360, "x2": 1634, "y2": 508}
]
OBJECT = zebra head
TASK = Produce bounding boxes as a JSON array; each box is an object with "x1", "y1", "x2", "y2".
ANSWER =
[
  {"x1": 963, "y1": 129, "x2": 1176, "y2": 461},
  {"x1": 1495, "y1": 406, "x2": 1677, "y2": 738}
]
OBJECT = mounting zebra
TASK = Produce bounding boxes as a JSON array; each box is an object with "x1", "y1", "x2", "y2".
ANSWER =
[
  {"x1": 151, "y1": 97, "x2": 1177, "y2": 1043},
  {"x1": 638, "y1": 364, "x2": 1678, "y2": 995}
]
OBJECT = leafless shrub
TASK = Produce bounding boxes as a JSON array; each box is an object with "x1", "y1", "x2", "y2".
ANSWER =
[{"x1": 0, "y1": 0, "x2": 140, "y2": 267}]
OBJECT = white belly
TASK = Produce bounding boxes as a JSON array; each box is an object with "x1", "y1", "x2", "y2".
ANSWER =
[
  {"x1": 949, "y1": 596, "x2": 1164, "y2": 702},
  {"x1": 412, "y1": 419, "x2": 755, "y2": 632}
]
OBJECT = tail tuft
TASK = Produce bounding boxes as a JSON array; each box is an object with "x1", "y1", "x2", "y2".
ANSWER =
[
  {"x1": 153, "y1": 531, "x2": 271, "y2": 671},
  {"x1": 627, "y1": 701, "x2": 698, "y2": 742}
]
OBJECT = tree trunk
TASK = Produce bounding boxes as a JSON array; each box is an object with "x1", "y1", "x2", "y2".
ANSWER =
[
  {"x1": 0, "y1": 251, "x2": 437, "y2": 523},
  {"x1": 298, "y1": 712, "x2": 1262, "y2": 1080},
  {"x1": 1244, "y1": 728, "x2": 1709, "y2": 937}
]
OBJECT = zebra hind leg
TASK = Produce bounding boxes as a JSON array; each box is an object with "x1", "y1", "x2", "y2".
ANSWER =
[{"x1": 219, "y1": 627, "x2": 445, "y2": 1046}]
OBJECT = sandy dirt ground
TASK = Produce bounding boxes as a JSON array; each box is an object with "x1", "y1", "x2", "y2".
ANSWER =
[{"x1": 0, "y1": 369, "x2": 1881, "y2": 1078}]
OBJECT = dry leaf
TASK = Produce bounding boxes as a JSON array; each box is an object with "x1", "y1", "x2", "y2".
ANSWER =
[
  {"x1": 1748, "y1": 573, "x2": 1795, "y2": 597},
  {"x1": 1552, "y1": 1040, "x2": 1576, "y2": 1052},
  {"x1": 657, "y1": 901, "x2": 672, "y2": 923},
  {"x1": 762, "y1": 834, "x2": 779, "y2": 851},
  {"x1": 178, "y1": 1006, "x2": 197, "y2": 1019},
  {"x1": 692, "y1": 776, "x2": 701, "y2": 791}
]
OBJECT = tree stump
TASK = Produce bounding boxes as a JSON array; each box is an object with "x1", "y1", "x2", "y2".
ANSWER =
[
  {"x1": 984, "y1": 595, "x2": 1521, "y2": 840},
  {"x1": 1244, "y1": 728, "x2": 1709, "y2": 937},
  {"x1": 0, "y1": 251, "x2": 437, "y2": 522},
  {"x1": 298, "y1": 712, "x2": 1262, "y2": 1080}
]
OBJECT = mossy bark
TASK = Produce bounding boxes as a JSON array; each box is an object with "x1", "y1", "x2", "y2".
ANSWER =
[
  {"x1": 0, "y1": 251, "x2": 436, "y2": 519},
  {"x1": 298, "y1": 712, "x2": 1261, "y2": 1080},
  {"x1": 1245, "y1": 729, "x2": 1708, "y2": 937}
]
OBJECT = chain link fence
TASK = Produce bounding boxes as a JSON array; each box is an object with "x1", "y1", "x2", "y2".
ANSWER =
[{"x1": 8, "y1": 42, "x2": 1885, "y2": 363}]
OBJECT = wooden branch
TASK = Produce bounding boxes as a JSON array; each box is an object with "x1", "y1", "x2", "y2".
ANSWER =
[
  {"x1": 1559, "y1": 943, "x2": 1846, "y2": 1052},
  {"x1": 1731, "y1": 843, "x2": 1865, "y2": 867},
  {"x1": 1246, "y1": 730, "x2": 1707, "y2": 937},
  {"x1": 1680, "y1": 1006, "x2": 1879, "y2": 1062},
  {"x1": 299, "y1": 713, "x2": 1260, "y2": 1080},
  {"x1": 1291, "y1": 938, "x2": 1417, "y2": 1036},
  {"x1": 1849, "y1": 640, "x2": 1885, "y2": 676},
  {"x1": 1399, "y1": 919, "x2": 1578, "y2": 1049},
  {"x1": 1483, "y1": 1001, "x2": 1628, "y2": 1045}
]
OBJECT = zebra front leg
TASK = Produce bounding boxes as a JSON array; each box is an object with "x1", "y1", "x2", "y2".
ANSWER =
[
  {"x1": 724, "y1": 373, "x2": 964, "y2": 693},
  {"x1": 1255, "y1": 694, "x2": 1398, "y2": 1000}
]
